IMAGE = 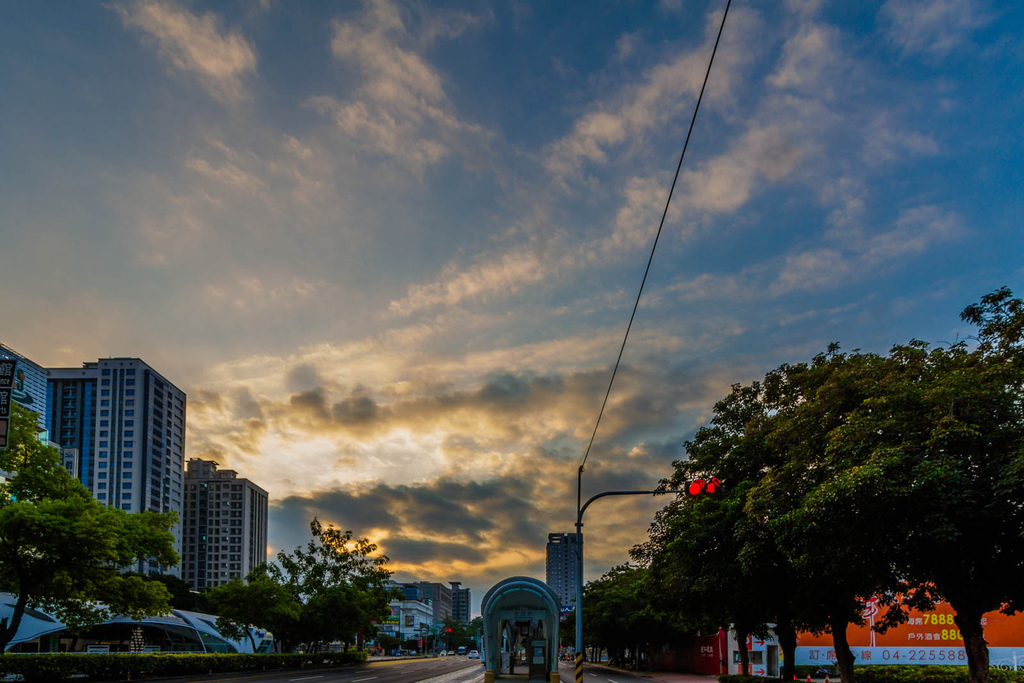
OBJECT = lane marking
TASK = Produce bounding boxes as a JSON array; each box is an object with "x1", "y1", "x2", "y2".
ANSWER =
[
  {"x1": 353, "y1": 678, "x2": 378, "y2": 682},
  {"x1": 289, "y1": 677, "x2": 324, "y2": 682}
]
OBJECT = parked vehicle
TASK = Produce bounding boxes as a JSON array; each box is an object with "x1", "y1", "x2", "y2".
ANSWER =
[{"x1": 468, "y1": 650, "x2": 480, "y2": 659}]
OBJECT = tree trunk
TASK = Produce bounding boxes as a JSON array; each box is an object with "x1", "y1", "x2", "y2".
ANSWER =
[
  {"x1": 952, "y1": 608, "x2": 989, "y2": 683},
  {"x1": 0, "y1": 590, "x2": 30, "y2": 652},
  {"x1": 776, "y1": 619, "x2": 798, "y2": 681},
  {"x1": 736, "y1": 628, "x2": 750, "y2": 676},
  {"x1": 828, "y1": 614, "x2": 855, "y2": 683}
]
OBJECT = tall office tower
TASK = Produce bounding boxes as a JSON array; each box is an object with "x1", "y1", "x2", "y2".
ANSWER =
[
  {"x1": 47, "y1": 357, "x2": 186, "y2": 574},
  {"x1": 411, "y1": 582, "x2": 453, "y2": 624},
  {"x1": 545, "y1": 532, "x2": 579, "y2": 610},
  {"x1": 450, "y1": 581, "x2": 471, "y2": 625},
  {"x1": 0, "y1": 343, "x2": 49, "y2": 432},
  {"x1": 182, "y1": 458, "x2": 268, "y2": 590}
]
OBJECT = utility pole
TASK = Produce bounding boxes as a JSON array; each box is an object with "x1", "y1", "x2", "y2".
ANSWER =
[{"x1": 574, "y1": 482, "x2": 684, "y2": 683}]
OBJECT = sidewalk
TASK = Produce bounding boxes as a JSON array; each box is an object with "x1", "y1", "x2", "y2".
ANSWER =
[{"x1": 575, "y1": 662, "x2": 718, "y2": 683}]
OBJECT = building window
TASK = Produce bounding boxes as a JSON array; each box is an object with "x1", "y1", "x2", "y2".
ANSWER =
[
  {"x1": 125, "y1": 400, "x2": 134, "y2": 406},
  {"x1": 98, "y1": 472, "x2": 107, "y2": 479},
  {"x1": 122, "y1": 504, "x2": 131, "y2": 510},
  {"x1": 99, "y1": 431, "x2": 108, "y2": 437},
  {"x1": 125, "y1": 410, "x2": 134, "y2": 417},
  {"x1": 100, "y1": 420, "x2": 109, "y2": 427},
  {"x1": 126, "y1": 390, "x2": 135, "y2": 396},
  {"x1": 98, "y1": 483, "x2": 107, "y2": 490},
  {"x1": 126, "y1": 369, "x2": 135, "y2": 375},
  {"x1": 124, "y1": 462, "x2": 133, "y2": 468},
  {"x1": 99, "y1": 462, "x2": 107, "y2": 469},
  {"x1": 124, "y1": 441, "x2": 133, "y2": 447},
  {"x1": 102, "y1": 369, "x2": 110, "y2": 376},
  {"x1": 122, "y1": 493, "x2": 131, "y2": 500},
  {"x1": 124, "y1": 451, "x2": 133, "y2": 458},
  {"x1": 101, "y1": 400, "x2": 109, "y2": 407},
  {"x1": 98, "y1": 493, "x2": 106, "y2": 500},
  {"x1": 101, "y1": 410, "x2": 109, "y2": 417},
  {"x1": 99, "y1": 441, "x2": 108, "y2": 447},
  {"x1": 125, "y1": 420, "x2": 134, "y2": 427},
  {"x1": 126, "y1": 379, "x2": 135, "y2": 386},
  {"x1": 101, "y1": 379, "x2": 110, "y2": 386},
  {"x1": 124, "y1": 430, "x2": 133, "y2": 437},
  {"x1": 101, "y1": 389, "x2": 110, "y2": 396}
]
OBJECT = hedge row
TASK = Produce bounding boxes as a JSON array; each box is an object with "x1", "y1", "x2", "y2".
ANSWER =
[
  {"x1": 855, "y1": 666, "x2": 1024, "y2": 683},
  {"x1": 0, "y1": 650, "x2": 367, "y2": 682},
  {"x1": 720, "y1": 667, "x2": 1024, "y2": 683}
]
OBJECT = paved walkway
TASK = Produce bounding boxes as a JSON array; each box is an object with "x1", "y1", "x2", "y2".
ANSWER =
[{"x1": 571, "y1": 662, "x2": 717, "y2": 683}]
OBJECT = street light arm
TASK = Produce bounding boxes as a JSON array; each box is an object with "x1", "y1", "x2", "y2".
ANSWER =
[
  {"x1": 573, "y1": 487, "x2": 684, "y2": 678},
  {"x1": 576, "y1": 489, "x2": 682, "y2": 529}
]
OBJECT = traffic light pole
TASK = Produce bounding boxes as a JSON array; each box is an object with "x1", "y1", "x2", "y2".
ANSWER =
[{"x1": 573, "y1": 473, "x2": 684, "y2": 683}]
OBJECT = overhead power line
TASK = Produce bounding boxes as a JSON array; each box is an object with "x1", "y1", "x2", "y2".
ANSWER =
[{"x1": 579, "y1": 0, "x2": 733, "y2": 472}]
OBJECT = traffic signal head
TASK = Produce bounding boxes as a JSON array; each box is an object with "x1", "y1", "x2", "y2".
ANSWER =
[{"x1": 687, "y1": 477, "x2": 723, "y2": 496}]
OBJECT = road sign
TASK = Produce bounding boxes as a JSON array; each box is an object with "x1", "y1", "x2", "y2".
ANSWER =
[
  {"x1": 0, "y1": 360, "x2": 15, "y2": 448},
  {"x1": 0, "y1": 360, "x2": 15, "y2": 388}
]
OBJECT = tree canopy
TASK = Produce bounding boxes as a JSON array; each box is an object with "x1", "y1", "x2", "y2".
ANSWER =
[
  {"x1": 208, "y1": 517, "x2": 396, "y2": 652},
  {"x1": 0, "y1": 403, "x2": 178, "y2": 651},
  {"x1": 635, "y1": 288, "x2": 1024, "y2": 683}
]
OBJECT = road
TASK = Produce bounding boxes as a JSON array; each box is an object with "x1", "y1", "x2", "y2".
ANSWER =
[
  {"x1": 129, "y1": 655, "x2": 710, "y2": 683},
  {"x1": 131, "y1": 655, "x2": 485, "y2": 683}
]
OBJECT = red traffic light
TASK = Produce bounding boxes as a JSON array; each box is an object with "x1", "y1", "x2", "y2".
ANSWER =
[{"x1": 688, "y1": 477, "x2": 722, "y2": 496}]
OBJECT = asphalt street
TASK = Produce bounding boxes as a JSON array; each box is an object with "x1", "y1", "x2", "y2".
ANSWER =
[{"x1": 122, "y1": 655, "x2": 485, "y2": 683}]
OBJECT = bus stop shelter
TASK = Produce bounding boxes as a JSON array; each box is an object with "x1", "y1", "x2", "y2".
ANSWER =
[{"x1": 481, "y1": 577, "x2": 560, "y2": 683}]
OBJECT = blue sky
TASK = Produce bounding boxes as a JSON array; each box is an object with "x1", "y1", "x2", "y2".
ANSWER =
[{"x1": 1, "y1": 0, "x2": 1022, "y2": 614}]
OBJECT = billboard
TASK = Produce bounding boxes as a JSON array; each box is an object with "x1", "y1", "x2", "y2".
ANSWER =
[{"x1": 796, "y1": 601, "x2": 1024, "y2": 667}]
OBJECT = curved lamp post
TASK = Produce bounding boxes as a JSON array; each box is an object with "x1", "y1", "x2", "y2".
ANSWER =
[{"x1": 573, "y1": 476, "x2": 684, "y2": 683}]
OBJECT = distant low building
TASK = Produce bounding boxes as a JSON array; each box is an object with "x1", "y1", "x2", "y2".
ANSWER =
[{"x1": 410, "y1": 581, "x2": 453, "y2": 624}]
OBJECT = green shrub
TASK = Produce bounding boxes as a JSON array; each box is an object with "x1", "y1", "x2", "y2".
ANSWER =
[
  {"x1": 720, "y1": 675, "x2": 782, "y2": 683},
  {"x1": 855, "y1": 666, "x2": 1024, "y2": 683},
  {"x1": 0, "y1": 650, "x2": 368, "y2": 681}
]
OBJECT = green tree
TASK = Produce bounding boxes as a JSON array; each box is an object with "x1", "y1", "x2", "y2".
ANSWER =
[
  {"x1": 818, "y1": 289, "x2": 1024, "y2": 683},
  {"x1": 577, "y1": 564, "x2": 681, "y2": 670},
  {"x1": 0, "y1": 404, "x2": 178, "y2": 651},
  {"x1": 206, "y1": 570, "x2": 300, "y2": 651},
  {"x1": 262, "y1": 518, "x2": 397, "y2": 651}
]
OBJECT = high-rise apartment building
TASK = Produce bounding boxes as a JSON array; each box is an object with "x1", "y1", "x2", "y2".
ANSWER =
[
  {"x1": 47, "y1": 357, "x2": 186, "y2": 574},
  {"x1": 545, "y1": 532, "x2": 578, "y2": 610},
  {"x1": 182, "y1": 458, "x2": 268, "y2": 590},
  {"x1": 450, "y1": 581, "x2": 471, "y2": 625}
]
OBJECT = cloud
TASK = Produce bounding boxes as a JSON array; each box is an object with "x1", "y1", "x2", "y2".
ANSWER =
[
  {"x1": 678, "y1": 125, "x2": 802, "y2": 213},
  {"x1": 112, "y1": 0, "x2": 257, "y2": 103},
  {"x1": 544, "y1": 7, "x2": 764, "y2": 183},
  {"x1": 309, "y1": 0, "x2": 489, "y2": 171},
  {"x1": 768, "y1": 23, "x2": 842, "y2": 92},
  {"x1": 771, "y1": 205, "x2": 963, "y2": 295},
  {"x1": 880, "y1": 0, "x2": 993, "y2": 59}
]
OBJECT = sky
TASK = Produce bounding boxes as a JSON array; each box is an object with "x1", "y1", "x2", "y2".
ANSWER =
[{"x1": 1, "y1": 0, "x2": 1023, "y2": 616}]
